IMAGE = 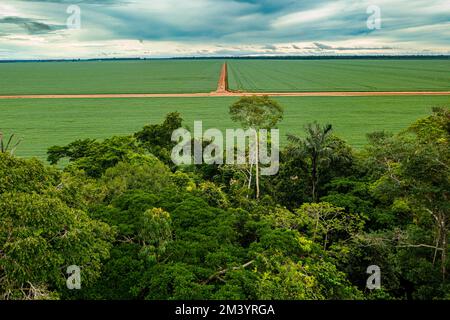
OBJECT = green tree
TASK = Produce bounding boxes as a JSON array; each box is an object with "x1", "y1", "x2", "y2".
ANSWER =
[
  {"x1": 195, "y1": 181, "x2": 230, "y2": 209},
  {"x1": 139, "y1": 208, "x2": 173, "y2": 263},
  {"x1": 47, "y1": 136, "x2": 141, "y2": 178},
  {"x1": 134, "y1": 112, "x2": 183, "y2": 166},
  {"x1": 288, "y1": 123, "x2": 350, "y2": 202},
  {"x1": 296, "y1": 202, "x2": 365, "y2": 250},
  {"x1": 0, "y1": 153, "x2": 59, "y2": 194},
  {"x1": 229, "y1": 96, "x2": 283, "y2": 199},
  {"x1": 0, "y1": 154, "x2": 113, "y2": 300},
  {"x1": 369, "y1": 108, "x2": 450, "y2": 281}
]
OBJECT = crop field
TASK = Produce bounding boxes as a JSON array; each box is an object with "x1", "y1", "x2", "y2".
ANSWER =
[
  {"x1": 1, "y1": 95, "x2": 449, "y2": 160},
  {"x1": 1, "y1": 59, "x2": 449, "y2": 160},
  {"x1": 228, "y1": 59, "x2": 450, "y2": 92},
  {"x1": 0, "y1": 60, "x2": 222, "y2": 95}
]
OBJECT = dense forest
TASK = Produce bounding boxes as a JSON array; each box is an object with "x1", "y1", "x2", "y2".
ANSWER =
[{"x1": 0, "y1": 98, "x2": 449, "y2": 300}]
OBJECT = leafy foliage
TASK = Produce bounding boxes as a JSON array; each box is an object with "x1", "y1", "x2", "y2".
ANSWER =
[
  {"x1": 1, "y1": 105, "x2": 449, "y2": 300},
  {"x1": 0, "y1": 154, "x2": 113, "y2": 300}
]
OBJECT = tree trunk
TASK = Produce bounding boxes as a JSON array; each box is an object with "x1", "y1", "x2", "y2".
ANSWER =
[
  {"x1": 441, "y1": 219, "x2": 447, "y2": 281},
  {"x1": 248, "y1": 163, "x2": 253, "y2": 190},
  {"x1": 246, "y1": 162, "x2": 253, "y2": 199},
  {"x1": 255, "y1": 130, "x2": 260, "y2": 199},
  {"x1": 433, "y1": 226, "x2": 441, "y2": 266},
  {"x1": 313, "y1": 210, "x2": 319, "y2": 241},
  {"x1": 311, "y1": 154, "x2": 318, "y2": 202}
]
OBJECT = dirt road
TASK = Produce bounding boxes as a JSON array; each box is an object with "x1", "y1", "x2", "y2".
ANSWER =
[
  {"x1": 215, "y1": 63, "x2": 228, "y2": 93},
  {"x1": 1, "y1": 91, "x2": 450, "y2": 100}
]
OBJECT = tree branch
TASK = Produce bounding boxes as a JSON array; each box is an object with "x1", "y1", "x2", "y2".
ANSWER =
[{"x1": 202, "y1": 260, "x2": 255, "y2": 284}]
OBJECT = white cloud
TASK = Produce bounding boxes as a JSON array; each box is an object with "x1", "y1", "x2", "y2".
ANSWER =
[
  {"x1": 0, "y1": 4, "x2": 21, "y2": 18},
  {"x1": 271, "y1": 2, "x2": 345, "y2": 29}
]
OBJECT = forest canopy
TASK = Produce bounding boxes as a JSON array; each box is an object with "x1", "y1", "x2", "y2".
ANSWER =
[{"x1": 0, "y1": 99, "x2": 449, "y2": 300}]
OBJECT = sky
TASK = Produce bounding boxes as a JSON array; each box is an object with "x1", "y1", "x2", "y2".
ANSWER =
[{"x1": 0, "y1": 0, "x2": 449, "y2": 59}]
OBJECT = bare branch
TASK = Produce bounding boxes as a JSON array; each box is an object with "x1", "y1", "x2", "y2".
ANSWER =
[{"x1": 202, "y1": 260, "x2": 255, "y2": 284}]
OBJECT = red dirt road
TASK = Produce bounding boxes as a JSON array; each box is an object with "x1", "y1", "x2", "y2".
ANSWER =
[
  {"x1": 1, "y1": 91, "x2": 449, "y2": 100},
  {"x1": 215, "y1": 63, "x2": 228, "y2": 93},
  {"x1": 1, "y1": 63, "x2": 449, "y2": 99}
]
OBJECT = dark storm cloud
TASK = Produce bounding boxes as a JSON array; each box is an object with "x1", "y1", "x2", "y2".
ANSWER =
[
  {"x1": 16, "y1": 0, "x2": 126, "y2": 3},
  {"x1": 313, "y1": 42, "x2": 395, "y2": 51},
  {"x1": 0, "y1": 16, "x2": 65, "y2": 34}
]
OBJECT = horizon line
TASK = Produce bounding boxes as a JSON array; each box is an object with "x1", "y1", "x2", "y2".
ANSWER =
[{"x1": 1, "y1": 54, "x2": 450, "y2": 63}]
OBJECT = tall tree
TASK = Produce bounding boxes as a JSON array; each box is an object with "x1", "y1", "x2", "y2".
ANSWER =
[{"x1": 229, "y1": 96, "x2": 283, "y2": 199}]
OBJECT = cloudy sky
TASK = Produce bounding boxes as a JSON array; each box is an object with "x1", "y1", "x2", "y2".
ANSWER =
[{"x1": 0, "y1": 0, "x2": 449, "y2": 59}]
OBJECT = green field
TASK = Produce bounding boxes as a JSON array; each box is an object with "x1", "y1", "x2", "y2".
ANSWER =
[
  {"x1": 0, "y1": 60, "x2": 222, "y2": 95},
  {"x1": 3, "y1": 59, "x2": 450, "y2": 96},
  {"x1": 228, "y1": 59, "x2": 450, "y2": 92},
  {"x1": 1, "y1": 95, "x2": 449, "y2": 160}
]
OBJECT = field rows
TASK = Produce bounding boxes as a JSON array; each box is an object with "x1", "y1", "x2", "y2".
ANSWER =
[
  {"x1": 1, "y1": 59, "x2": 450, "y2": 96},
  {"x1": 0, "y1": 60, "x2": 222, "y2": 95},
  {"x1": 227, "y1": 60, "x2": 450, "y2": 92}
]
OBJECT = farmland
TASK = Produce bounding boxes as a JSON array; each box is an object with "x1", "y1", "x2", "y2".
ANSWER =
[
  {"x1": 0, "y1": 60, "x2": 222, "y2": 95},
  {"x1": 228, "y1": 59, "x2": 450, "y2": 92},
  {"x1": 2, "y1": 59, "x2": 450, "y2": 97},
  {"x1": 1, "y1": 59, "x2": 450, "y2": 160},
  {"x1": 1, "y1": 95, "x2": 449, "y2": 160}
]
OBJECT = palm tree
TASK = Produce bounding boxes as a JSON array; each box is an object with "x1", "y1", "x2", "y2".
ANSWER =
[
  {"x1": 0, "y1": 132, "x2": 22, "y2": 155},
  {"x1": 287, "y1": 122, "x2": 338, "y2": 203}
]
